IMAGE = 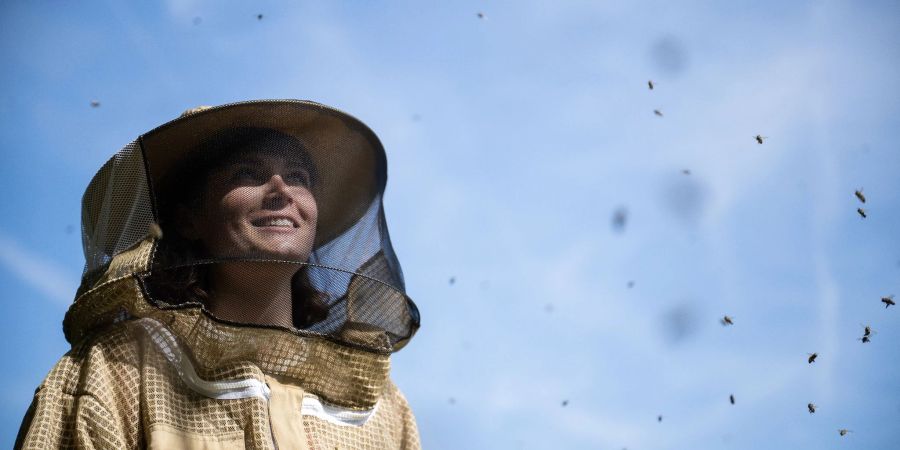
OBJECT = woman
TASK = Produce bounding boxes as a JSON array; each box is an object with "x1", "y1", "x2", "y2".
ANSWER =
[{"x1": 16, "y1": 100, "x2": 421, "y2": 449}]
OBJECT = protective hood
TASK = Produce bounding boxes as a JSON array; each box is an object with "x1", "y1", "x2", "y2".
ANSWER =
[{"x1": 64, "y1": 100, "x2": 420, "y2": 355}]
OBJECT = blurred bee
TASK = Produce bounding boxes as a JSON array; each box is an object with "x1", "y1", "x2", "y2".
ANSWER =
[
  {"x1": 654, "y1": 109, "x2": 664, "y2": 117},
  {"x1": 90, "y1": 100, "x2": 101, "y2": 108},
  {"x1": 729, "y1": 394, "x2": 735, "y2": 405},
  {"x1": 808, "y1": 403, "x2": 816, "y2": 414},
  {"x1": 561, "y1": 400, "x2": 569, "y2": 407},
  {"x1": 859, "y1": 335, "x2": 871, "y2": 344},
  {"x1": 257, "y1": 14, "x2": 263, "y2": 20},
  {"x1": 627, "y1": 280, "x2": 635, "y2": 288},
  {"x1": 682, "y1": 169, "x2": 691, "y2": 175},
  {"x1": 449, "y1": 276, "x2": 455, "y2": 285},
  {"x1": 807, "y1": 353, "x2": 818, "y2": 364},
  {"x1": 721, "y1": 315, "x2": 734, "y2": 326},
  {"x1": 148, "y1": 222, "x2": 163, "y2": 240},
  {"x1": 882, "y1": 295, "x2": 895, "y2": 308},
  {"x1": 477, "y1": 12, "x2": 485, "y2": 19},
  {"x1": 838, "y1": 429, "x2": 851, "y2": 436},
  {"x1": 854, "y1": 189, "x2": 866, "y2": 203},
  {"x1": 755, "y1": 135, "x2": 767, "y2": 144},
  {"x1": 862, "y1": 324, "x2": 872, "y2": 337},
  {"x1": 657, "y1": 415, "x2": 663, "y2": 422},
  {"x1": 648, "y1": 80, "x2": 655, "y2": 90},
  {"x1": 857, "y1": 208, "x2": 867, "y2": 218}
]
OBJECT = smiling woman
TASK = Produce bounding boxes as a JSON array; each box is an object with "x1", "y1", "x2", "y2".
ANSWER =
[{"x1": 15, "y1": 100, "x2": 421, "y2": 449}]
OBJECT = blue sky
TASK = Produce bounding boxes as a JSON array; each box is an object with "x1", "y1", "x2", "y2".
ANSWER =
[{"x1": 2, "y1": 1, "x2": 899, "y2": 448}]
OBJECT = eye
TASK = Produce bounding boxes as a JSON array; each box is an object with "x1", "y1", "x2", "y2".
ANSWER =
[
  {"x1": 229, "y1": 167, "x2": 265, "y2": 185},
  {"x1": 285, "y1": 170, "x2": 311, "y2": 186}
]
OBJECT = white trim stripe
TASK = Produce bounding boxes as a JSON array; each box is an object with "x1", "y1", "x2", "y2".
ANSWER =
[
  {"x1": 301, "y1": 395, "x2": 378, "y2": 427},
  {"x1": 136, "y1": 318, "x2": 271, "y2": 401}
]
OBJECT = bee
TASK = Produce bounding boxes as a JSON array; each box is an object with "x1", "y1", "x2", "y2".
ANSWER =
[
  {"x1": 449, "y1": 276, "x2": 455, "y2": 285},
  {"x1": 854, "y1": 189, "x2": 866, "y2": 203},
  {"x1": 859, "y1": 335, "x2": 871, "y2": 344},
  {"x1": 721, "y1": 315, "x2": 734, "y2": 326},
  {"x1": 807, "y1": 353, "x2": 818, "y2": 364},
  {"x1": 857, "y1": 208, "x2": 867, "y2": 218},
  {"x1": 648, "y1": 80, "x2": 655, "y2": 90},
  {"x1": 653, "y1": 109, "x2": 664, "y2": 117},
  {"x1": 754, "y1": 135, "x2": 767, "y2": 144},
  {"x1": 682, "y1": 169, "x2": 691, "y2": 175},
  {"x1": 729, "y1": 394, "x2": 735, "y2": 405},
  {"x1": 476, "y1": 12, "x2": 485, "y2": 19},
  {"x1": 882, "y1": 295, "x2": 895, "y2": 308},
  {"x1": 256, "y1": 14, "x2": 263, "y2": 20},
  {"x1": 808, "y1": 403, "x2": 816, "y2": 414},
  {"x1": 657, "y1": 415, "x2": 663, "y2": 422},
  {"x1": 90, "y1": 100, "x2": 100, "y2": 108},
  {"x1": 448, "y1": 397, "x2": 456, "y2": 405},
  {"x1": 627, "y1": 280, "x2": 635, "y2": 288},
  {"x1": 148, "y1": 222, "x2": 163, "y2": 240},
  {"x1": 561, "y1": 400, "x2": 569, "y2": 407},
  {"x1": 838, "y1": 429, "x2": 851, "y2": 436}
]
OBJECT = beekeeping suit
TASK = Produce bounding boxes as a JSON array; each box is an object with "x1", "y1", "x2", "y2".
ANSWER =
[{"x1": 15, "y1": 100, "x2": 421, "y2": 449}]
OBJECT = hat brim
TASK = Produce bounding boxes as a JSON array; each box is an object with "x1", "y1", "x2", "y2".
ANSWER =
[{"x1": 140, "y1": 100, "x2": 387, "y2": 248}]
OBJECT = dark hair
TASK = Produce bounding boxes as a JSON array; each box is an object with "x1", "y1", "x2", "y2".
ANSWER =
[{"x1": 145, "y1": 127, "x2": 329, "y2": 328}]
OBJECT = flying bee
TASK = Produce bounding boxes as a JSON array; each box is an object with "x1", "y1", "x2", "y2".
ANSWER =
[
  {"x1": 729, "y1": 394, "x2": 735, "y2": 405},
  {"x1": 648, "y1": 80, "x2": 655, "y2": 90},
  {"x1": 90, "y1": 100, "x2": 100, "y2": 108},
  {"x1": 256, "y1": 14, "x2": 263, "y2": 20},
  {"x1": 807, "y1": 353, "x2": 818, "y2": 364},
  {"x1": 561, "y1": 400, "x2": 569, "y2": 407},
  {"x1": 682, "y1": 169, "x2": 691, "y2": 175},
  {"x1": 857, "y1": 208, "x2": 867, "y2": 218},
  {"x1": 477, "y1": 12, "x2": 485, "y2": 19},
  {"x1": 721, "y1": 315, "x2": 734, "y2": 326},
  {"x1": 838, "y1": 429, "x2": 851, "y2": 436},
  {"x1": 808, "y1": 403, "x2": 816, "y2": 414},
  {"x1": 859, "y1": 335, "x2": 871, "y2": 344},
  {"x1": 449, "y1": 276, "x2": 455, "y2": 285},
  {"x1": 653, "y1": 109, "x2": 664, "y2": 117},
  {"x1": 657, "y1": 415, "x2": 663, "y2": 422},
  {"x1": 755, "y1": 135, "x2": 767, "y2": 144},
  {"x1": 882, "y1": 295, "x2": 895, "y2": 308},
  {"x1": 862, "y1": 324, "x2": 872, "y2": 337},
  {"x1": 854, "y1": 189, "x2": 866, "y2": 203}
]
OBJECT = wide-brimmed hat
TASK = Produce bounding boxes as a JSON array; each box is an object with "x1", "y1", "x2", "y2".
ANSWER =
[{"x1": 140, "y1": 99, "x2": 387, "y2": 248}]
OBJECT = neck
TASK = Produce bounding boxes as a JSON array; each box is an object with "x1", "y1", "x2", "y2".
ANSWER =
[{"x1": 206, "y1": 262, "x2": 298, "y2": 329}]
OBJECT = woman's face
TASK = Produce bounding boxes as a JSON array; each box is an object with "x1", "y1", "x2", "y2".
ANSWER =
[{"x1": 187, "y1": 151, "x2": 318, "y2": 261}]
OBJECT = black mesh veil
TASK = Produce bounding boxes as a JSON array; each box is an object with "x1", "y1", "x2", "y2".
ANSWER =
[{"x1": 75, "y1": 100, "x2": 419, "y2": 353}]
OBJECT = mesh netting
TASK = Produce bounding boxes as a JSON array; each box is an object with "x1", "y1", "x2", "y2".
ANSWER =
[{"x1": 75, "y1": 100, "x2": 419, "y2": 353}]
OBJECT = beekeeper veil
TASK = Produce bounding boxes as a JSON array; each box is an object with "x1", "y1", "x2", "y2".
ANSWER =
[{"x1": 71, "y1": 100, "x2": 419, "y2": 353}]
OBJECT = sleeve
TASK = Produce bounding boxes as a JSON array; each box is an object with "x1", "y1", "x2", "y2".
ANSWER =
[
  {"x1": 15, "y1": 387, "x2": 129, "y2": 449},
  {"x1": 14, "y1": 326, "x2": 143, "y2": 449},
  {"x1": 387, "y1": 380, "x2": 421, "y2": 450}
]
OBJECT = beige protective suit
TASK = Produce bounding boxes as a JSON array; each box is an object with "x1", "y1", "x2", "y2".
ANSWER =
[{"x1": 16, "y1": 101, "x2": 421, "y2": 449}]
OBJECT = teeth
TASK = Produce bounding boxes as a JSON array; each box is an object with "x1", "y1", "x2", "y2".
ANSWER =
[{"x1": 262, "y1": 218, "x2": 294, "y2": 227}]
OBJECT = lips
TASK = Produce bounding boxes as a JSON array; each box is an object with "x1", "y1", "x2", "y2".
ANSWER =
[{"x1": 251, "y1": 216, "x2": 298, "y2": 228}]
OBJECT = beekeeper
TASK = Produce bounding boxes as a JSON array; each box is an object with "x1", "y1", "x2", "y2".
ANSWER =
[{"x1": 15, "y1": 100, "x2": 421, "y2": 449}]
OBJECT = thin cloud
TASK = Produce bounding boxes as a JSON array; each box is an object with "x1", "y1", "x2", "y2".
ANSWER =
[{"x1": 0, "y1": 231, "x2": 75, "y2": 306}]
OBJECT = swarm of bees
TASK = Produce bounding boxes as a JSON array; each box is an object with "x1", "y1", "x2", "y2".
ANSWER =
[
  {"x1": 807, "y1": 353, "x2": 818, "y2": 364},
  {"x1": 720, "y1": 315, "x2": 734, "y2": 326},
  {"x1": 754, "y1": 135, "x2": 767, "y2": 144},
  {"x1": 882, "y1": 295, "x2": 895, "y2": 308}
]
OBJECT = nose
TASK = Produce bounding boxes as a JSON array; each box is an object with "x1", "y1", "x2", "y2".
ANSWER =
[{"x1": 262, "y1": 174, "x2": 292, "y2": 210}]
